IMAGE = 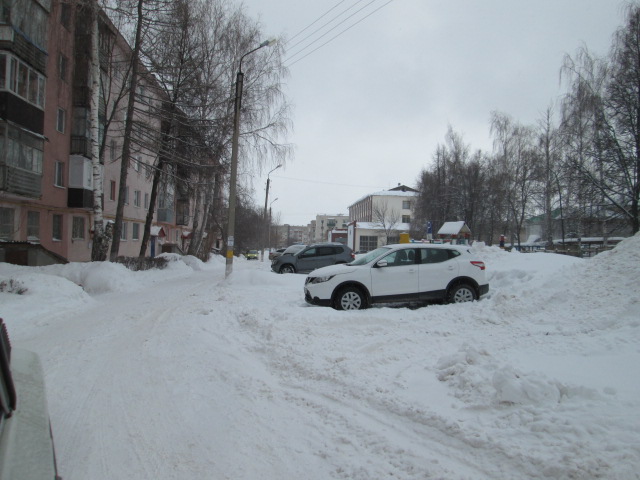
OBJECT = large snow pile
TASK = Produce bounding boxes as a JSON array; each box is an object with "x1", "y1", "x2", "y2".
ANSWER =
[{"x1": 1, "y1": 234, "x2": 638, "y2": 480}]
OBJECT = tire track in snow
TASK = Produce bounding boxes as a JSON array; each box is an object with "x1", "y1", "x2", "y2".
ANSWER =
[{"x1": 47, "y1": 271, "x2": 218, "y2": 479}]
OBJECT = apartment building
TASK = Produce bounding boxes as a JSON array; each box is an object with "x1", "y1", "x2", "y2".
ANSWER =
[
  {"x1": 311, "y1": 213, "x2": 348, "y2": 243},
  {"x1": 1, "y1": 0, "x2": 211, "y2": 264}
]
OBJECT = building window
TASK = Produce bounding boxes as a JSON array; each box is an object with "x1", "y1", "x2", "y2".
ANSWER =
[
  {"x1": 58, "y1": 54, "x2": 68, "y2": 81},
  {"x1": 134, "y1": 190, "x2": 141, "y2": 207},
  {"x1": 8, "y1": 0, "x2": 48, "y2": 49},
  {"x1": 124, "y1": 186, "x2": 129, "y2": 205},
  {"x1": 5, "y1": 124, "x2": 44, "y2": 174},
  {"x1": 110, "y1": 180, "x2": 116, "y2": 201},
  {"x1": 144, "y1": 192, "x2": 149, "y2": 209},
  {"x1": 60, "y1": 3, "x2": 72, "y2": 29},
  {"x1": 133, "y1": 156, "x2": 140, "y2": 172},
  {"x1": 359, "y1": 235, "x2": 378, "y2": 253},
  {"x1": 0, "y1": 53, "x2": 5, "y2": 89},
  {"x1": 72, "y1": 216, "x2": 85, "y2": 240},
  {"x1": 402, "y1": 200, "x2": 411, "y2": 210},
  {"x1": 52, "y1": 214, "x2": 63, "y2": 241},
  {"x1": 0, "y1": 207, "x2": 15, "y2": 241},
  {"x1": 1, "y1": 54, "x2": 46, "y2": 108},
  {"x1": 120, "y1": 222, "x2": 128, "y2": 240},
  {"x1": 402, "y1": 215, "x2": 411, "y2": 223},
  {"x1": 54, "y1": 161, "x2": 64, "y2": 187},
  {"x1": 27, "y1": 211, "x2": 40, "y2": 241},
  {"x1": 56, "y1": 108, "x2": 65, "y2": 133},
  {"x1": 110, "y1": 139, "x2": 118, "y2": 162},
  {"x1": 132, "y1": 223, "x2": 140, "y2": 240}
]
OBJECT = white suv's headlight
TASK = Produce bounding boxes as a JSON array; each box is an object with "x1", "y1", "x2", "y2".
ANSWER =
[{"x1": 309, "y1": 275, "x2": 334, "y2": 284}]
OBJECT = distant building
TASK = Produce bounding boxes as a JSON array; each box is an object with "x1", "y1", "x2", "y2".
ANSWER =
[
  {"x1": 312, "y1": 214, "x2": 349, "y2": 243},
  {"x1": 437, "y1": 221, "x2": 472, "y2": 244},
  {"x1": 347, "y1": 184, "x2": 418, "y2": 252}
]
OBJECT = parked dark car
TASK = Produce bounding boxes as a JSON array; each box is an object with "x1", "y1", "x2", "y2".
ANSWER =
[
  {"x1": 0, "y1": 319, "x2": 61, "y2": 479},
  {"x1": 268, "y1": 248, "x2": 286, "y2": 261},
  {"x1": 271, "y1": 243, "x2": 354, "y2": 274}
]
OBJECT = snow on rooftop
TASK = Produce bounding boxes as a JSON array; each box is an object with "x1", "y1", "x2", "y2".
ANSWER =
[
  {"x1": 437, "y1": 221, "x2": 468, "y2": 235},
  {"x1": 349, "y1": 189, "x2": 417, "y2": 207}
]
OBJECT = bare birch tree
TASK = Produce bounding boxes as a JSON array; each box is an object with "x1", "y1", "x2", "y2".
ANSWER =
[
  {"x1": 561, "y1": 3, "x2": 640, "y2": 235},
  {"x1": 372, "y1": 200, "x2": 400, "y2": 245}
]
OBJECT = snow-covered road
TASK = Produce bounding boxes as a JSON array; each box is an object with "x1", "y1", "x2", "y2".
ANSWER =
[{"x1": 2, "y1": 237, "x2": 639, "y2": 479}]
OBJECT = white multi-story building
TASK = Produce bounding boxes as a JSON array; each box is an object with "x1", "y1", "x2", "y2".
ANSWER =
[{"x1": 347, "y1": 184, "x2": 418, "y2": 252}]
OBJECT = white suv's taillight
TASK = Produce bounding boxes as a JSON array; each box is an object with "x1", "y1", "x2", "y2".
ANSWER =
[{"x1": 470, "y1": 261, "x2": 485, "y2": 270}]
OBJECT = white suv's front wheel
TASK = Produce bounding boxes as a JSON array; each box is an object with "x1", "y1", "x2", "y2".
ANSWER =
[
  {"x1": 335, "y1": 287, "x2": 366, "y2": 310},
  {"x1": 448, "y1": 284, "x2": 477, "y2": 303}
]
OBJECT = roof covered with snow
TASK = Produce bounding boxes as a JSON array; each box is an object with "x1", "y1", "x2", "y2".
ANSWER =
[
  {"x1": 353, "y1": 221, "x2": 411, "y2": 232},
  {"x1": 349, "y1": 189, "x2": 417, "y2": 208},
  {"x1": 437, "y1": 221, "x2": 470, "y2": 235}
]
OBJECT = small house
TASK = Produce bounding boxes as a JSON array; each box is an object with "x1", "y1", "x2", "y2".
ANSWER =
[{"x1": 437, "y1": 221, "x2": 472, "y2": 244}]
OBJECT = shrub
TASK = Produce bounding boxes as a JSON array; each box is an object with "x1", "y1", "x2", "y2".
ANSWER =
[
  {"x1": 114, "y1": 256, "x2": 170, "y2": 271},
  {"x1": 0, "y1": 279, "x2": 28, "y2": 295}
]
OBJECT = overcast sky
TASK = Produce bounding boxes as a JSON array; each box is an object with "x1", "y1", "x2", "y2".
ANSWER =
[{"x1": 238, "y1": 0, "x2": 626, "y2": 227}]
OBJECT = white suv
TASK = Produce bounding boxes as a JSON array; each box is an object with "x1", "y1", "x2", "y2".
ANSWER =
[{"x1": 304, "y1": 243, "x2": 489, "y2": 310}]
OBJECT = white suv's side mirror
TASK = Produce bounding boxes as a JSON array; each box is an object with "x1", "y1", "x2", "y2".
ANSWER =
[{"x1": 376, "y1": 259, "x2": 388, "y2": 268}]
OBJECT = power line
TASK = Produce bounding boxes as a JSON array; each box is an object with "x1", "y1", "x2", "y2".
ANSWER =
[
  {"x1": 284, "y1": 0, "x2": 394, "y2": 68},
  {"x1": 285, "y1": 0, "x2": 368, "y2": 52},
  {"x1": 285, "y1": 0, "x2": 349, "y2": 45}
]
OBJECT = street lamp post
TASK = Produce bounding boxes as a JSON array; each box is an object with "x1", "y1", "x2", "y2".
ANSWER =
[
  {"x1": 261, "y1": 164, "x2": 281, "y2": 261},
  {"x1": 268, "y1": 197, "x2": 278, "y2": 252},
  {"x1": 225, "y1": 39, "x2": 276, "y2": 278}
]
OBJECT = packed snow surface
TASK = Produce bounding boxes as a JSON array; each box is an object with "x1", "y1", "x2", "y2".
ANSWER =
[{"x1": 1, "y1": 235, "x2": 639, "y2": 479}]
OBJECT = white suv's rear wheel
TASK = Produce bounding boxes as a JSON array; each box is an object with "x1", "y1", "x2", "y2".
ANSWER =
[
  {"x1": 335, "y1": 287, "x2": 366, "y2": 310},
  {"x1": 448, "y1": 284, "x2": 477, "y2": 303}
]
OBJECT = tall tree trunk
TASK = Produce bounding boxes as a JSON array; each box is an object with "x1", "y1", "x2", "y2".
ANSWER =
[
  {"x1": 187, "y1": 181, "x2": 202, "y2": 256},
  {"x1": 110, "y1": 0, "x2": 144, "y2": 261},
  {"x1": 139, "y1": 158, "x2": 164, "y2": 257},
  {"x1": 89, "y1": 1, "x2": 110, "y2": 261}
]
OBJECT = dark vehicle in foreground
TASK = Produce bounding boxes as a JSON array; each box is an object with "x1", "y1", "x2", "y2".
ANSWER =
[
  {"x1": 0, "y1": 319, "x2": 60, "y2": 479},
  {"x1": 271, "y1": 243, "x2": 354, "y2": 274},
  {"x1": 268, "y1": 248, "x2": 286, "y2": 261},
  {"x1": 304, "y1": 243, "x2": 489, "y2": 310}
]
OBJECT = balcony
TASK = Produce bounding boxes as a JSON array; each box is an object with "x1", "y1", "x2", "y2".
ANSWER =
[
  {"x1": 0, "y1": 26, "x2": 47, "y2": 73},
  {"x1": 157, "y1": 207, "x2": 174, "y2": 224},
  {"x1": 0, "y1": 165, "x2": 42, "y2": 198},
  {"x1": 70, "y1": 136, "x2": 91, "y2": 158},
  {"x1": 67, "y1": 187, "x2": 93, "y2": 209}
]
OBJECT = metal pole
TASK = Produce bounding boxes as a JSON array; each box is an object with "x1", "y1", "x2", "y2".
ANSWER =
[
  {"x1": 268, "y1": 206, "x2": 272, "y2": 249},
  {"x1": 223, "y1": 39, "x2": 276, "y2": 278},
  {"x1": 225, "y1": 69, "x2": 243, "y2": 278},
  {"x1": 261, "y1": 165, "x2": 281, "y2": 261},
  {"x1": 261, "y1": 176, "x2": 271, "y2": 262}
]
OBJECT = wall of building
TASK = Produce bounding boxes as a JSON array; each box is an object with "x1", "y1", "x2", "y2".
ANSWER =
[
  {"x1": 1, "y1": 0, "x2": 202, "y2": 263},
  {"x1": 312, "y1": 214, "x2": 349, "y2": 242}
]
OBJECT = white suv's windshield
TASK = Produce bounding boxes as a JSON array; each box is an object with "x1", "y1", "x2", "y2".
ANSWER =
[{"x1": 350, "y1": 247, "x2": 391, "y2": 265}]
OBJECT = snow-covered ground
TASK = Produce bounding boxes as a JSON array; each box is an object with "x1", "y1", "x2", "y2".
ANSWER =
[{"x1": 1, "y1": 235, "x2": 639, "y2": 480}]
